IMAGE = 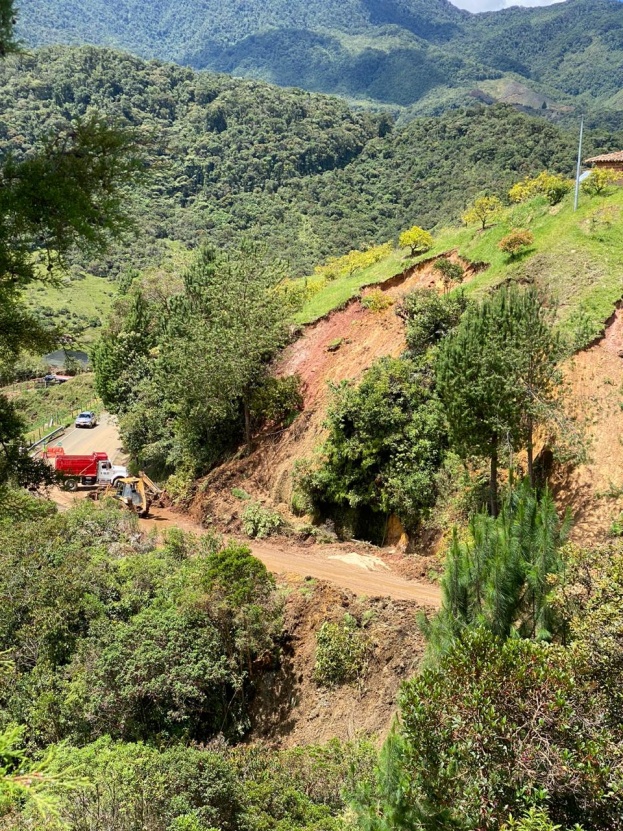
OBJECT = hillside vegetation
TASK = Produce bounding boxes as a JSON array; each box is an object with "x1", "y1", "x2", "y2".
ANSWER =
[
  {"x1": 15, "y1": 0, "x2": 623, "y2": 126},
  {"x1": 1, "y1": 46, "x2": 619, "y2": 283},
  {"x1": 6, "y1": 6, "x2": 623, "y2": 830},
  {"x1": 292, "y1": 186, "x2": 623, "y2": 341}
]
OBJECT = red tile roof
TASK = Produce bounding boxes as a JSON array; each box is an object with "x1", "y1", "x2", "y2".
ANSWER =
[{"x1": 585, "y1": 151, "x2": 623, "y2": 163}]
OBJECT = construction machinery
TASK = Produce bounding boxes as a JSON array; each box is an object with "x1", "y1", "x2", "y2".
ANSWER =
[{"x1": 104, "y1": 472, "x2": 162, "y2": 518}]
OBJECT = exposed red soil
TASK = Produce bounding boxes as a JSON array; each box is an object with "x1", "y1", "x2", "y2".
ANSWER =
[
  {"x1": 553, "y1": 306, "x2": 623, "y2": 545},
  {"x1": 192, "y1": 254, "x2": 472, "y2": 546}
]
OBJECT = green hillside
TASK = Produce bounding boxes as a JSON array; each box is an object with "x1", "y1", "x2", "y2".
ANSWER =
[
  {"x1": 14, "y1": 0, "x2": 623, "y2": 126},
  {"x1": 0, "y1": 46, "x2": 619, "y2": 281},
  {"x1": 295, "y1": 186, "x2": 623, "y2": 348},
  {"x1": 25, "y1": 273, "x2": 117, "y2": 346}
]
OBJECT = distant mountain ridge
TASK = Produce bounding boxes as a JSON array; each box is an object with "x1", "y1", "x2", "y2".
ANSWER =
[
  {"x1": 1, "y1": 45, "x2": 618, "y2": 278},
  {"x1": 14, "y1": 0, "x2": 623, "y2": 126}
]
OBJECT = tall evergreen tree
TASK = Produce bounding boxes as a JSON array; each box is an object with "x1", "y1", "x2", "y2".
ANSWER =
[
  {"x1": 437, "y1": 285, "x2": 560, "y2": 514},
  {"x1": 423, "y1": 482, "x2": 570, "y2": 656},
  {"x1": 0, "y1": 0, "x2": 142, "y2": 486}
]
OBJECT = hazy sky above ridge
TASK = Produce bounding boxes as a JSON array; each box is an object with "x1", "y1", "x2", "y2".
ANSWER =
[{"x1": 450, "y1": 0, "x2": 564, "y2": 11}]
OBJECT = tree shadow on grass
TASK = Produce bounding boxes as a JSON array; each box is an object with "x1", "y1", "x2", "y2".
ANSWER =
[{"x1": 504, "y1": 246, "x2": 536, "y2": 265}]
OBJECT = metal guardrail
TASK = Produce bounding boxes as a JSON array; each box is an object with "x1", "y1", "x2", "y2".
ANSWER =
[{"x1": 29, "y1": 426, "x2": 66, "y2": 452}]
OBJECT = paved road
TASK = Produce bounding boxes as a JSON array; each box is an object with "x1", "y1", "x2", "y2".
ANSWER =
[
  {"x1": 49, "y1": 412, "x2": 126, "y2": 463},
  {"x1": 51, "y1": 414, "x2": 441, "y2": 607}
]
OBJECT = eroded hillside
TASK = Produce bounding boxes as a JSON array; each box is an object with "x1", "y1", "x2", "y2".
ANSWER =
[
  {"x1": 189, "y1": 254, "x2": 471, "y2": 540},
  {"x1": 188, "y1": 188, "x2": 623, "y2": 555},
  {"x1": 556, "y1": 306, "x2": 623, "y2": 544}
]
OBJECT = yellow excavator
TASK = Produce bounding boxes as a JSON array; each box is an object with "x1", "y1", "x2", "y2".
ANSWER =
[{"x1": 100, "y1": 472, "x2": 162, "y2": 518}]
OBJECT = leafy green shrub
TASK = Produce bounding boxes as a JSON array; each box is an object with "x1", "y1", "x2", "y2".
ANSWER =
[
  {"x1": 166, "y1": 469, "x2": 195, "y2": 503},
  {"x1": 609, "y1": 513, "x2": 623, "y2": 537},
  {"x1": 290, "y1": 486, "x2": 313, "y2": 517},
  {"x1": 300, "y1": 357, "x2": 447, "y2": 537},
  {"x1": 581, "y1": 167, "x2": 618, "y2": 196},
  {"x1": 567, "y1": 307, "x2": 601, "y2": 351},
  {"x1": 509, "y1": 172, "x2": 572, "y2": 206},
  {"x1": 161, "y1": 527, "x2": 221, "y2": 561},
  {"x1": 43, "y1": 736, "x2": 374, "y2": 831},
  {"x1": 568, "y1": 541, "x2": 623, "y2": 728},
  {"x1": 231, "y1": 487, "x2": 251, "y2": 500},
  {"x1": 541, "y1": 176, "x2": 573, "y2": 206},
  {"x1": 360, "y1": 289, "x2": 393, "y2": 312},
  {"x1": 241, "y1": 501, "x2": 282, "y2": 539},
  {"x1": 432, "y1": 257, "x2": 464, "y2": 292},
  {"x1": 313, "y1": 614, "x2": 370, "y2": 686},
  {"x1": 204, "y1": 543, "x2": 275, "y2": 605},
  {"x1": 398, "y1": 629, "x2": 623, "y2": 830},
  {"x1": 0, "y1": 487, "x2": 57, "y2": 523},
  {"x1": 397, "y1": 288, "x2": 468, "y2": 357},
  {"x1": 503, "y1": 807, "x2": 574, "y2": 831},
  {"x1": 249, "y1": 375, "x2": 303, "y2": 429},
  {"x1": 0, "y1": 503, "x2": 283, "y2": 745}
]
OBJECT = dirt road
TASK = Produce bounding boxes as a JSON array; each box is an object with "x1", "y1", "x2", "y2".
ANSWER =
[{"x1": 51, "y1": 415, "x2": 441, "y2": 608}]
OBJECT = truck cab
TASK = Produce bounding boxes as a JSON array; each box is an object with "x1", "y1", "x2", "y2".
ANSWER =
[{"x1": 97, "y1": 460, "x2": 128, "y2": 485}]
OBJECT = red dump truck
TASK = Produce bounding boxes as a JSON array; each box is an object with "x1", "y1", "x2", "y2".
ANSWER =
[{"x1": 50, "y1": 451, "x2": 128, "y2": 490}]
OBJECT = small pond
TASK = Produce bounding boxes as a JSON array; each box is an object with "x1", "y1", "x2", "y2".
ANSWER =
[{"x1": 44, "y1": 349, "x2": 90, "y2": 368}]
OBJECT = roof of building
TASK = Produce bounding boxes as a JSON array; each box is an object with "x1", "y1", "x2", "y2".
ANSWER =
[{"x1": 584, "y1": 150, "x2": 623, "y2": 164}]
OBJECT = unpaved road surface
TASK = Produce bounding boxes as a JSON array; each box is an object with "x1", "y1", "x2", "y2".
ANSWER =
[{"x1": 50, "y1": 415, "x2": 441, "y2": 608}]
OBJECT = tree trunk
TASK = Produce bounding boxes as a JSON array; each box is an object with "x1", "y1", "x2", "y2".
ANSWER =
[
  {"x1": 490, "y1": 435, "x2": 498, "y2": 518},
  {"x1": 527, "y1": 416, "x2": 534, "y2": 488},
  {"x1": 244, "y1": 399, "x2": 252, "y2": 454}
]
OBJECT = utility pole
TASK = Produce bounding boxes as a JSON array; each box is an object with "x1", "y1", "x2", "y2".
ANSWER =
[{"x1": 574, "y1": 115, "x2": 584, "y2": 212}]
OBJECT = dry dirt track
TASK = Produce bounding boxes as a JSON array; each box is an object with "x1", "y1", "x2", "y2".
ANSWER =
[{"x1": 50, "y1": 415, "x2": 441, "y2": 608}]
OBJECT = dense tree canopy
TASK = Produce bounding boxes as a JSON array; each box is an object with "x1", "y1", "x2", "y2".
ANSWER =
[
  {"x1": 95, "y1": 241, "x2": 294, "y2": 476},
  {"x1": 14, "y1": 0, "x2": 623, "y2": 126},
  {"x1": 0, "y1": 46, "x2": 618, "y2": 281},
  {"x1": 437, "y1": 285, "x2": 560, "y2": 515},
  {"x1": 0, "y1": 7, "x2": 141, "y2": 487},
  {"x1": 397, "y1": 629, "x2": 623, "y2": 830},
  {"x1": 301, "y1": 357, "x2": 447, "y2": 541}
]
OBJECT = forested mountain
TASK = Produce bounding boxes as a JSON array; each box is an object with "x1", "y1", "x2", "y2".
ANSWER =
[
  {"x1": 1, "y1": 46, "x2": 619, "y2": 276},
  {"x1": 15, "y1": 0, "x2": 623, "y2": 126}
]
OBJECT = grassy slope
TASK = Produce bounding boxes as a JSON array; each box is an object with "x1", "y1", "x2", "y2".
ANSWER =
[
  {"x1": 294, "y1": 248, "x2": 410, "y2": 324},
  {"x1": 15, "y1": 374, "x2": 101, "y2": 441},
  {"x1": 22, "y1": 243, "x2": 193, "y2": 348},
  {"x1": 298, "y1": 187, "x2": 623, "y2": 345},
  {"x1": 25, "y1": 274, "x2": 117, "y2": 347}
]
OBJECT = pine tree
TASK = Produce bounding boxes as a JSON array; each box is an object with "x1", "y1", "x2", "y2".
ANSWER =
[
  {"x1": 437, "y1": 285, "x2": 560, "y2": 513},
  {"x1": 424, "y1": 482, "x2": 569, "y2": 654}
]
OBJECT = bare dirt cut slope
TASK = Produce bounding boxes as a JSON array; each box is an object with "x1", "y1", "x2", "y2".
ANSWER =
[
  {"x1": 250, "y1": 577, "x2": 429, "y2": 748},
  {"x1": 555, "y1": 306, "x2": 623, "y2": 546}
]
